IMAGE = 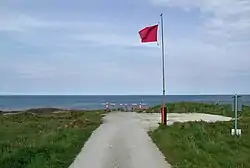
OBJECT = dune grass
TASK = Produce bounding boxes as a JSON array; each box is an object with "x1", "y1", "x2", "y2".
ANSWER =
[
  {"x1": 145, "y1": 102, "x2": 250, "y2": 117},
  {"x1": 0, "y1": 110, "x2": 104, "y2": 168},
  {"x1": 149, "y1": 103, "x2": 250, "y2": 168}
]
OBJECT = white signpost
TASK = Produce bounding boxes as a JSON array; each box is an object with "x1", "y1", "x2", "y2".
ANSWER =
[{"x1": 231, "y1": 94, "x2": 242, "y2": 136}]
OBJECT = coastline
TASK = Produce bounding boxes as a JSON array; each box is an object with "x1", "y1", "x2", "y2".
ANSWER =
[
  {"x1": 0, "y1": 108, "x2": 104, "y2": 115},
  {"x1": 1, "y1": 95, "x2": 250, "y2": 112},
  {"x1": 1, "y1": 100, "x2": 249, "y2": 115},
  {"x1": 1, "y1": 102, "x2": 249, "y2": 167}
]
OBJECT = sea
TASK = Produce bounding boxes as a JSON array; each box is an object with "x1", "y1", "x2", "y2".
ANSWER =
[{"x1": 0, "y1": 95, "x2": 250, "y2": 111}]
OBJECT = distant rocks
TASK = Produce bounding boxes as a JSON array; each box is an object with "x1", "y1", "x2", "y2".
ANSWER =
[
  {"x1": 25, "y1": 108, "x2": 64, "y2": 114},
  {"x1": 1, "y1": 108, "x2": 68, "y2": 115}
]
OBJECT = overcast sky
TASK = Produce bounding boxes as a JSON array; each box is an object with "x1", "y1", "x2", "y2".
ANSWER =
[{"x1": 1, "y1": 0, "x2": 250, "y2": 95}]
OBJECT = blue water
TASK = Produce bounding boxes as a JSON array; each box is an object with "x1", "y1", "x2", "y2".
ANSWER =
[{"x1": 0, "y1": 95, "x2": 250, "y2": 111}]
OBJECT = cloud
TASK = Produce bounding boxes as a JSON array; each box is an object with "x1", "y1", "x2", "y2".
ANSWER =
[
  {"x1": 0, "y1": 11, "x2": 149, "y2": 49},
  {"x1": 0, "y1": 52, "x2": 162, "y2": 95},
  {"x1": 151, "y1": 0, "x2": 250, "y2": 44},
  {"x1": 1, "y1": 1, "x2": 250, "y2": 94},
  {"x1": 148, "y1": 0, "x2": 250, "y2": 94}
]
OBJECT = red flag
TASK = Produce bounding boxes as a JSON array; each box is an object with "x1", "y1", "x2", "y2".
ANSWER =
[{"x1": 139, "y1": 24, "x2": 158, "y2": 43}]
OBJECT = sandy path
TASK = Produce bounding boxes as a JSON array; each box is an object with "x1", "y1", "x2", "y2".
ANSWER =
[
  {"x1": 69, "y1": 112, "x2": 232, "y2": 168},
  {"x1": 69, "y1": 112, "x2": 171, "y2": 168}
]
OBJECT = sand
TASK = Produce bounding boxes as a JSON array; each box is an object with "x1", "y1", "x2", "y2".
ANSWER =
[{"x1": 69, "y1": 112, "x2": 232, "y2": 168}]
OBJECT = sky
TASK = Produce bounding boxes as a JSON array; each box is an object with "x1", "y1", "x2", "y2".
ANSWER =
[{"x1": 0, "y1": 0, "x2": 250, "y2": 95}]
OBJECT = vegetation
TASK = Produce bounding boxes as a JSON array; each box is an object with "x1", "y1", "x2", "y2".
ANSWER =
[
  {"x1": 0, "y1": 109, "x2": 104, "y2": 168},
  {"x1": 149, "y1": 103, "x2": 250, "y2": 168},
  {"x1": 146, "y1": 102, "x2": 250, "y2": 117}
]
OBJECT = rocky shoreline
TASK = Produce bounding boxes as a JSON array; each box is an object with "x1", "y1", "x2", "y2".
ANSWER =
[{"x1": 0, "y1": 108, "x2": 71, "y2": 115}]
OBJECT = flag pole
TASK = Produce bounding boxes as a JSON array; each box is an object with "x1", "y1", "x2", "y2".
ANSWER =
[{"x1": 160, "y1": 13, "x2": 167, "y2": 125}]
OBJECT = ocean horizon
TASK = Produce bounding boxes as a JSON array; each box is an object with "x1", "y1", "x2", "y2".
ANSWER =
[{"x1": 0, "y1": 95, "x2": 250, "y2": 111}]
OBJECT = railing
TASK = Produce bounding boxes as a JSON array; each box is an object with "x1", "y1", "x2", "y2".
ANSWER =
[{"x1": 101, "y1": 102, "x2": 148, "y2": 112}]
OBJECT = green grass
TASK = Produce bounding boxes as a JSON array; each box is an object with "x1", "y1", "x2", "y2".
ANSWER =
[
  {"x1": 146, "y1": 102, "x2": 250, "y2": 117},
  {"x1": 0, "y1": 110, "x2": 104, "y2": 168},
  {"x1": 149, "y1": 103, "x2": 250, "y2": 168}
]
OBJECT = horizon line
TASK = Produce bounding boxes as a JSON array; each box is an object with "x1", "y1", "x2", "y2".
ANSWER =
[{"x1": 0, "y1": 94, "x2": 249, "y2": 96}]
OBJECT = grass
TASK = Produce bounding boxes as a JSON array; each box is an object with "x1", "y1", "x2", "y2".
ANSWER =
[
  {"x1": 145, "y1": 102, "x2": 250, "y2": 117},
  {"x1": 149, "y1": 103, "x2": 250, "y2": 168},
  {"x1": 0, "y1": 110, "x2": 104, "y2": 168}
]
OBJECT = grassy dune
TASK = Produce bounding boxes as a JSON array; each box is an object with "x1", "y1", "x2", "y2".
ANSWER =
[
  {"x1": 149, "y1": 103, "x2": 250, "y2": 168},
  {"x1": 0, "y1": 110, "x2": 104, "y2": 168}
]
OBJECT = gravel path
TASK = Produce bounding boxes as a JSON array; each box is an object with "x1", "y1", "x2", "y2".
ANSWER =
[{"x1": 69, "y1": 112, "x2": 232, "y2": 168}]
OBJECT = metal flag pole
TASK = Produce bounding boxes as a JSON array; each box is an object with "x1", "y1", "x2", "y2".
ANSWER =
[{"x1": 160, "y1": 13, "x2": 167, "y2": 125}]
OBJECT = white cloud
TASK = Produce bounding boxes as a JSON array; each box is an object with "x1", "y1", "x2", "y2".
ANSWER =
[
  {"x1": 1, "y1": 4, "x2": 250, "y2": 94},
  {"x1": 0, "y1": 10, "x2": 162, "y2": 94},
  {"x1": 0, "y1": 13, "x2": 56, "y2": 32},
  {"x1": 148, "y1": 0, "x2": 250, "y2": 94},
  {"x1": 0, "y1": 53, "x2": 161, "y2": 94},
  {"x1": 151, "y1": 0, "x2": 250, "y2": 44},
  {"x1": 0, "y1": 12, "x2": 149, "y2": 48},
  {"x1": 70, "y1": 33, "x2": 160, "y2": 48},
  {"x1": 0, "y1": 11, "x2": 111, "y2": 32}
]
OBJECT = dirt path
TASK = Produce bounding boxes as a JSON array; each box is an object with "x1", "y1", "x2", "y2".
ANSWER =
[
  {"x1": 69, "y1": 112, "x2": 232, "y2": 168},
  {"x1": 69, "y1": 112, "x2": 171, "y2": 168}
]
